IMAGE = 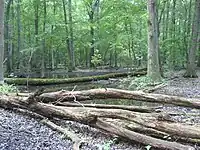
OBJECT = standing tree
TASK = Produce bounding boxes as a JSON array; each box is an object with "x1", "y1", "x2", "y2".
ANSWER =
[
  {"x1": 0, "y1": 0, "x2": 4, "y2": 84},
  {"x1": 147, "y1": 0, "x2": 162, "y2": 82},
  {"x1": 68, "y1": 0, "x2": 75, "y2": 71},
  {"x1": 184, "y1": 0, "x2": 200, "y2": 78}
]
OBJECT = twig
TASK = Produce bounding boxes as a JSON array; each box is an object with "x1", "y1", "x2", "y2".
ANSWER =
[{"x1": 41, "y1": 119, "x2": 85, "y2": 150}]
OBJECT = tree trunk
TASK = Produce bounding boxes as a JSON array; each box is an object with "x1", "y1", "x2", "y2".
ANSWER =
[
  {"x1": 5, "y1": 0, "x2": 12, "y2": 74},
  {"x1": 62, "y1": 0, "x2": 72, "y2": 72},
  {"x1": 0, "y1": 95, "x2": 196, "y2": 150},
  {"x1": 16, "y1": 0, "x2": 21, "y2": 70},
  {"x1": 184, "y1": 0, "x2": 200, "y2": 78},
  {"x1": 39, "y1": 88, "x2": 200, "y2": 109},
  {"x1": 68, "y1": 0, "x2": 75, "y2": 70},
  {"x1": 41, "y1": 0, "x2": 46, "y2": 78},
  {"x1": 147, "y1": 0, "x2": 162, "y2": 82},
  {"x1": 89, "y1": 8, "x2": 95, "y2": 68},
  {"x1": 0, "y1": 0, "x2": 4, "y2": 84}
]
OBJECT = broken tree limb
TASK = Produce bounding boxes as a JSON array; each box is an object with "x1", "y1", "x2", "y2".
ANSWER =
[
  {"x1": 144, "y1": 83, "x2": 167, "y2": 93},
  {"x1": 59, "y1": 107, "x2": 200, "y2": 139},
  {"x1": 57, "y1": 102, "x2": 159, "y2": 113},
  {"x1": 39, "y1": 88, "x2": 200, "y2": 109},
  {"x1": 41, "y1": 119, "x2": 84, "y2": 150},
  {"x1": 0, "y1": 95, "x2": 197, "y2": 149},
  {"x1": 94, "y1": 119, "x2": 195, "y2": 150},
  {"x1": 1, "y1": 95, "x2": 199, "y2": 140},
  {"x1": 126, "y1": 123, "x2": 200, "y2": 145}
]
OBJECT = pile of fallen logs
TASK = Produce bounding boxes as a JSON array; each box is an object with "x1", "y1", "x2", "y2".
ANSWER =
[{"x1": 0, "y1": 88, "x2": 200, "y2": 150}]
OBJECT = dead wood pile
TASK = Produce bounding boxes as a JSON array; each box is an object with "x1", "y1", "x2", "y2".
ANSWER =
[{"x1": 1, "y1": 88, "x2": 199, "y2": 150}]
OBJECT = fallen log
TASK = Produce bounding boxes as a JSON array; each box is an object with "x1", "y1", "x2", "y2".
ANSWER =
[
  {"x1": 5, "y1": 71, "x2": 146, "y2": 85},
  {"x1": 57, "y1": 102, "x2": 158, "y2": 113},
  {"x1": 56, "y1": 106, "x2": 200, "y2": 139},
  {"x1": 95, "y1": 119, "x2": 195, "y2": 150},
  {"x1": 0, "y1": 95, "x2": 197, "y2": 149},
  {"x1": 127, "y1": 123, "x2": 200, "y2": 145},
  {"x1": 39, "y1": 88, "x2": 200, "y2": 109}
]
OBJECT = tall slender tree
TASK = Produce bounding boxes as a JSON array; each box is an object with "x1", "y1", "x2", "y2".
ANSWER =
[
  {"x1": 16, "y1": 0, "x2": 21, "y2": 69},
  {"x1": 68, "y1": 0, "x2": 75, "y2": 70},
  {"x1": 5, "y1": 0, "x2": 13, "y2": 74},
  {"x1": 0, "y1": 0, "x2": 4, "y2": 84},
  {"x1": 41, "y1": 0, "x2": 46, "y2": 78},
  {"x1": 147, "y1": 0, "x2": 162, "y2": 82}
]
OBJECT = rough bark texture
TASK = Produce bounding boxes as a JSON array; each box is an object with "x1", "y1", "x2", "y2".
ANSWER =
[
  {"x1": 0, "y1": 89, "x2": 198, "y2": 150},
  {"x1": 184, "y1": 0, "x2": 200, "y2": 78},
  {"x1": 0, "y1": 0, "x2": 4, "y2": 84},
  {"x1": 39, "y1": 88, "x2": 200, "y2": 109},
  {"x1": 147, "y1": 0, "x2": 162, "y2": 82}
]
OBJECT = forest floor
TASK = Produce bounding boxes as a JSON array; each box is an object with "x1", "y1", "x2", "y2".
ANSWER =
[{"x1": 0, "y1": 70, "x2": 200, "y2": 150}]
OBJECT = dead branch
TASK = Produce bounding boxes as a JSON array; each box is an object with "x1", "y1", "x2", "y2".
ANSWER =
[
  {"x1": 39, "y1": 88, "x2": 200, "y2": 109},
  {"x1": 41, "y1": 119, "x2": 84, "y2": 150}
]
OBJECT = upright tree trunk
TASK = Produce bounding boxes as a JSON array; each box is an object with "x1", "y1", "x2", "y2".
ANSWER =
[
  {"x1": 89, "y1": 8, "x2": 95, "y2": 68},
  {"x1": 147, "y1": 0, "x2": 161, "y2": 82},
  {"x1": 0, "y1": 0, "x2": 4, "y2": 84},
  {"x1": 41, "y1": 0, "x2": 46, "y2": 78},
  {"x1": 5, "y1": 0, "x2": 12, "y2": 74},
  {"x1": 33, "y1": 0, "x2": 40, "y2": 71},
  {"x1": 62, "y1": 0, "x2": 72, "y2": 72},
  {"x1": 197, "y1": 37, "x2": 200, "y2": 67},
  {"x1": 184, "y1": 0, "x2": 200, "y2": 78},
  {"x1": 68, "y1": 0, "x2": 75, "y2": 70},
  {"x1": 51, "y1": 1, "x2": 56, "y2": 71},
  {"x1": 16, "y1": 0, "x2": 21, "y2": 70}
]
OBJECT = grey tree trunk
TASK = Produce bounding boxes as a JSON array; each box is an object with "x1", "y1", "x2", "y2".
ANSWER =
[
  {"x1": 89, "y1": 8, "x2": 95, "y2": 68},
  {"x1": 62, "y1": 0, "x2": 72, "y2": 72},
  {"x1": 68, "y1": 0, "x2": 75, "y2": 70},
  {"x1": 184, "y1": 0, "x2": 200, "y2": 78},
  {"x1": 5, "y1": 0, "x2": 12, "y2": 74},
  {"x1": 41, "y1": 0, "x2": 46, "y2": 78},
  {"x1": 0, "y1": 0, "x2": 4, "y2": 84},
  {"x1": 16, "y1": 0, "x2": 21, "y2": 70},
  {"x1": 147, "y1": 0, "x2": 162, "y2": 82}
]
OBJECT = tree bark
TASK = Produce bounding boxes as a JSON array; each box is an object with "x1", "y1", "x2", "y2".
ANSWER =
[
  {"x1": 147, "y1": 0, "x2": 162, "y2": 82},
  {"x1": 68, "y1": 0, "x2": 75, "y2": 70},
  {"x1": 184, "y1": 0, "x2": 200, "y2": 78},
  {"x1": 39, "y1": 88, "x2": 200, "y2": 109},
  {"x1": 0, "y1": 0, "x2": 4, "y2": 84},
  {"x1": 0, "y1": 94, "x2": 196, "y2": 150}
]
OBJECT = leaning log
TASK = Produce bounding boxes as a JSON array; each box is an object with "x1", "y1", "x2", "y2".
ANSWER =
[{"x1": 39, "y1": 88, "x2": 200, "y2": 109}]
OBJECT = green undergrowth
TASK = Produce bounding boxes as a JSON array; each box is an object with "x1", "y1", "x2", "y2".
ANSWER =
[
  {"x1": 119, "y1": 75, "x2": 166, "y2": 91},
  {"x1": 0, "y1": 84, "x2": 19, "y2": 94}
]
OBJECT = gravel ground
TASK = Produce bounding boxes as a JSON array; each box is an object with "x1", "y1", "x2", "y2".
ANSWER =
[
  {"x1": 154, "y1": 70, "x2": 200, "y2": 124},
  {"x1": 0, "y1": 108, "x2": 140, "y2": 150},
  {"x1": 1, "y1": 70, "x2": 200, "y2": 150}
]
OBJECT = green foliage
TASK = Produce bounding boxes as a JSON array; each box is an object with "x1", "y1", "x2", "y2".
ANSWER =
[
  {"x1": 0, "y1": 84, "x2": 19, "y2": 94},
  {"x1": 128, "y1": 76, "x2": 165, "y2": 90},
  {"x1": 96, "y1": 138, "x2": 117, "y2": 150},
  {"x1": 91, "y1": 49, "x2": 103, "y2": 67},
  {"x1": 4, "y1": 0, "x2": 195, "y2": 73}
]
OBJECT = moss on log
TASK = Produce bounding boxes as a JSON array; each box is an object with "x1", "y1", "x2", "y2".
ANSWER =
[{"x1": 5, "y1": 71, "x2": 146, "y2": 85}]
